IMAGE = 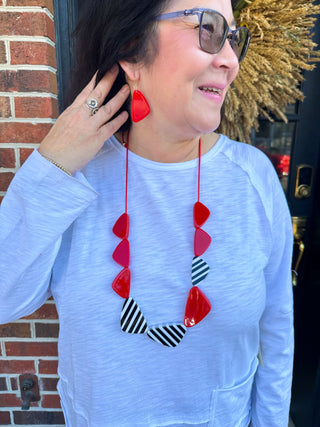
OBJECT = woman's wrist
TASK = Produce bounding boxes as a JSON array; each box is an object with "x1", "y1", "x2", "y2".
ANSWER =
[{"x1": 39, "y1": 153, "x2": 72, "y2": 176}]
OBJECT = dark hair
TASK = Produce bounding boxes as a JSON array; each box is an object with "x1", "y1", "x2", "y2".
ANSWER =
[
  {"x1": 231, "y1": 0, "x2": 239, "y2": 9},
  {"x1": 70, "y1": 0, "x2": 170, "y2": 130},
  {"x1": 71, "y1": 0, "x2": 239, "y2": 130}
]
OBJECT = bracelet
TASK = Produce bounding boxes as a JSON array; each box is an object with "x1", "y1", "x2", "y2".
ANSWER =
[{"x1": 41, "y1": 155, "x2": 72, "y2": 176}]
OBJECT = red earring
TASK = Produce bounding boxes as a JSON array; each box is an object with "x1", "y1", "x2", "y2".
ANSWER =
[{"x1": 131, "y1": 90, "x2": 150, "y2": 122}]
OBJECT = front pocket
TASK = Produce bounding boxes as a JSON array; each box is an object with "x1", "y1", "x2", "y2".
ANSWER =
[{"x1": 209, "y1": 358, "x2": 258, "y2": 427}]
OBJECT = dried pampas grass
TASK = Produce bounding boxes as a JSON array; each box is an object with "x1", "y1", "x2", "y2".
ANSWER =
[{"x1": 219, "y1": 0, "x2": 320, "y2": 143}]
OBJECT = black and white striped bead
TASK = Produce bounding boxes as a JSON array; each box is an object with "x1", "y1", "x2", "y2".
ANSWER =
[
  {"x1": 147, "y1": 324, "x2": 187, "y2": 347},
  {"x1": 191, "y1": 256, "x2": 210, "y2": 286},
  {"x1": 121, "y1": 298, "x2": 148, "y2": 334}
]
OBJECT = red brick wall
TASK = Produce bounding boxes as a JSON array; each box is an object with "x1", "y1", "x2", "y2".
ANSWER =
[{"x1": 0, "y1": 0, "x2": 64, "y2": 424}]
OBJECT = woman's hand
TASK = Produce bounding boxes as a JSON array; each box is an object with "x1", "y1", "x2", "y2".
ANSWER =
[{"x1": 38, "y1": 65, "x2": 130, "y2": 174}]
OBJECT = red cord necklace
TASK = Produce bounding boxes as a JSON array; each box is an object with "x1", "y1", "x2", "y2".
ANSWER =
[{"x1": 111, "y1": 132, "x2": 212, "y2": 347}]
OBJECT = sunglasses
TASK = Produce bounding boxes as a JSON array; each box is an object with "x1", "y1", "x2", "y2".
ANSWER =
[{"x1": 157, "y1": 8, "x2": 251, "y2": 63}]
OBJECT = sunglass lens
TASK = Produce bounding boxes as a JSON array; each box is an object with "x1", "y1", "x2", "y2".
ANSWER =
[
  {"x1": 235, "y1": 27, "x2": 251, "y2": 62},
  {"x1": 199, "y1": 11, "x2": 251, "y2": 62},
  {"x1": 199, "y1": 11, "x2": 228, "y2": 54}
]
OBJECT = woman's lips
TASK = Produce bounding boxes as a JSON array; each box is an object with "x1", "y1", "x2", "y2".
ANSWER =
[{"x1": 198, "y1": 85, "x2": 225, "y2": 102}]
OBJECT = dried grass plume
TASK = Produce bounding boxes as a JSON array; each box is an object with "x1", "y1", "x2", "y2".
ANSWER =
[{"x1": 219, "y1": 0, "x2": 320, "y2": 143}]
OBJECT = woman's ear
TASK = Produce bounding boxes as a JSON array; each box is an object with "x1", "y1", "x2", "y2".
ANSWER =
[{"x1": 118, "y1": 60, "x2": 141, "y2": 84}]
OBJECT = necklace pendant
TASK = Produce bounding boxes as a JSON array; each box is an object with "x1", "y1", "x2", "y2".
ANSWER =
[
  {"x1": 184, "y1": 286, "x2": 211, "y2": 328},
  {"x1": 112, "y1": 267, "x2": 131, "y2": 299},
  {"x1": 194, "y1": 201, "x2": 210, "y2": 228},
  {"x1": 121, "y1": 298, "x2": 148, "y2": 334},
  {"x1": 194, "y1": 228, "x2": 212, "y2": 257},
  {"x1": 147, "y1": 324, "x2": 187, "y2": 347},
  {"x1": 112, "y1": 239, "x2": 130, "y2": 267},
  {"x1": 113, "y1": 213, "x2": 130, "y2": 239},
  {"x1": 192, "y1": 256, "x2": 210, "y2": 286}
]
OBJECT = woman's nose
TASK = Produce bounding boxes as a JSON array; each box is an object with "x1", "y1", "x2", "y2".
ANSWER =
[{"x1": 213, "y1": 37, "x2": 240, "y2": 70}]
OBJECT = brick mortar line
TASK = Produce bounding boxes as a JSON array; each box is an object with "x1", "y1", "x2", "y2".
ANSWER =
[
  {"x1": 14, "y1": 147, "x2": 20, "y2": 169},
  {"x1": 0, "y1": 64, "x2": 57, "y2": 73},
  {"x1": 0, "y1": 356, "x2": 58, "y2": 360},
  {"x1": 5, "y1": 376, "x2": 10, "y2": 392},
  {"x1": 0, "y1": 341, "x2": 6, "y2": 357},
  {"x1": 30, "y1": 320, "x2": 36, "y2": 339},
  {"x1": 0, "y1": 407, "x2": 63, "y2": 412},
  {"x1": 9, "y1": 95, "x2": 15, "y2": 118},
  {"x1": 2, "y1": 374, "x2": 60, "y2": 379},
  {"x1": 4, "y1": 39, "x2": 10, "y2": 64},
  {"x1": 4, "y1": 424, "x2": 63, "y2": 427},
  {"x1": 0, "y1": 373, "x2": 60, "y2": 378},
  {"x1": 0, "y1": 337, "x2": 58, "y2": 342},
  {"x1": 6, "y1": 320, "x2": 59, "y2": 324},
  {"x1": 0, "y1": 390, "x2": 59, "y2": 392},
  {"x1": 0, "y1": 92, "x2": 58, "y2": 98},
  {"x1": 0, "y1": 6, "x2": 54, "y2": 20},
  {"x1": 0, "y1": 35, "x2": 55, "y2": 47},
  {"x1": 0, "y1": 167, "x2": 18, "y2": 173},
  {"x1": 9, "y1": 424, "x2": 64, "y2": 427},
  {"x1": 0, "y1": 143, "x2": 40, "y2": 148},
  {"x1": 0, "y1": 118, "x2": 56, "y2": 123}
]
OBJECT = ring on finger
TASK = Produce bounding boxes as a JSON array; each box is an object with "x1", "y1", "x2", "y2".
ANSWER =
[{"x1": 85, "y1": 98, "x2": 99, "y2": 116}]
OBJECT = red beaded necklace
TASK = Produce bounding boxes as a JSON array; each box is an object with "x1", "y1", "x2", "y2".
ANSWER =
[{"x1": 111, "y1": 132, "x2": 212, "y2": 347}]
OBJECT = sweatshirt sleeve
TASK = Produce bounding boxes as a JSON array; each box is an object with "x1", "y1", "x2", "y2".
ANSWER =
[
  {"x1": 251, "y1": 170, "x2": 294, "y2": 427},
  {"x1": 0, "y1": 150, "x2": 98, "y2": 324}
]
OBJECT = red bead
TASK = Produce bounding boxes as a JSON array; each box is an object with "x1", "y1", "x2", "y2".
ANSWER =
[
  {"x1": 112, "y1": 239, "x2": 130, "y2": 267},
  {"x1": 184, "y1": 286, "x2": 211, "y2": 328},
  {"x1": 194, "y1": 228, "x2": 211, "y2": 257},
  {"x1": 194, "y1": 201, "x2": 210, "y2": 228},
  {"x1": 132, "y1": 90, "x2": 151, "y2": 122},
  {"x1": 112, "y1": 268, "x2": 131, "y2": 299},
  {"x1": 113, "y1": 213, "x2": 130, "y2": 239}
]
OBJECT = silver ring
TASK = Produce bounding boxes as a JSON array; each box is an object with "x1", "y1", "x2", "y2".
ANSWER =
[{"x1": 85, "y1": 98, "x2": 99, "y2": 116}]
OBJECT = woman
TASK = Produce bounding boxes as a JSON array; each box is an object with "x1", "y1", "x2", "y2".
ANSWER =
[{"x1": 0, "y1": 0, "x2": 294, "y2": 426}]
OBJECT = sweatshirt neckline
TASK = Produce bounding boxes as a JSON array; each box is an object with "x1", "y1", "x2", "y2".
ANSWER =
[{"x1": 108, "y1": 134, "x2": 226, "y2": 171}]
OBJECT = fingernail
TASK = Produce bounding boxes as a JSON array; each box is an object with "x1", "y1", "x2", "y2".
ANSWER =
[{"x1": 121, "y1": 84, "x2": 130, "y2": 93}]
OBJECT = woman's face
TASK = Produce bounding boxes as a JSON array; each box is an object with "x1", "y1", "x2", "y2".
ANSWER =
[{"x1": 136, "y1": 0, "x2": 240, "y2": 140}]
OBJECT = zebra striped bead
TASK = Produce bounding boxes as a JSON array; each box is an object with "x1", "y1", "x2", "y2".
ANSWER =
[
  {"x1": 121, "y1": 298, "x2": 148, "y2": 334},
  {"x1": 147, "y1": 324, "x2": 187, "y2": 347},
  {"x1": 192, "y1": 256, "x2": 210, "y2": 286}
]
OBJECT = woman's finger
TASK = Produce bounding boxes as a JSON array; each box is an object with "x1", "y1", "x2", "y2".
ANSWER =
[
  {"x1": 100, "y1": 111, "x2": 129, "y2": 142},
  {"x1": 73, "y1": 72, "x2": 98, "y2": 105},
  {"x1": 75, "y1": 64, "x2": 119, "y2": 108},
  {"x1": 92, "y1": 84, "x2": 130, "y2": 126}
]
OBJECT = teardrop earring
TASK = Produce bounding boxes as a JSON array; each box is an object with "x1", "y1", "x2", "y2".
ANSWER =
[{"x1": 131, "y1": 88, "x2": 150, "y2": 122}]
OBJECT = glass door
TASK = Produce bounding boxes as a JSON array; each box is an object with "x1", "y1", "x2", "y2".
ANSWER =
[{"x1": 251, "y1": 32, "x2": 320, "y2": 424}]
